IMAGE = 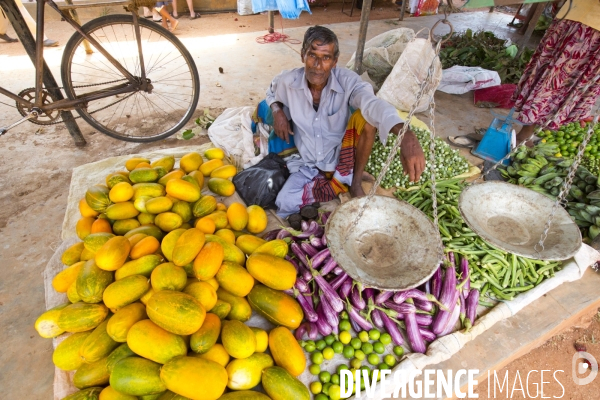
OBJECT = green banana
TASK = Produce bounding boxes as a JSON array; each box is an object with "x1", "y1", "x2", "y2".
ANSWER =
[
  {"x1": 586, "y1": 190, "x2": 600, "y2": 200},
  {"x1": 517, "y1": 170, "x2": 538, "y2": 178},
  {"x1": 533, "y1": 173, "x2": 560, "y2": 185}
]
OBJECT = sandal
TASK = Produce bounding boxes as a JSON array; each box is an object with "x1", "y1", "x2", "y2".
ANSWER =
[
  {"x1": 169, "y1": 20, "x2": 179, "y2": 33},
  {"x1": 189, "y1": 13, "x2": 200, "y2": 19},
  {"x1": 447, "y1": 135, "x2": 479, "y2": 149}
]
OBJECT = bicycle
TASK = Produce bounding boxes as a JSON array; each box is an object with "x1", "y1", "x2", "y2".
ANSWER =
[{"x1": 0, "y1": 0, "x2": 200, "y2": 142}]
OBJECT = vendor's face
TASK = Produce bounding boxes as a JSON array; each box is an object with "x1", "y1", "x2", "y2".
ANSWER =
[{"x1": 302, "y1": 41, "x2": 338, "y2": 88}]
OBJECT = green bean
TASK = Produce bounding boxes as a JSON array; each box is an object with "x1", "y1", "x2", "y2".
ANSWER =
[{"x1": 504, "y1": 284, "x2": 534, "y2": 292}]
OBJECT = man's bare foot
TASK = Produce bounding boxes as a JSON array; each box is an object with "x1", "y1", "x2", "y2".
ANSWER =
[
  {"x1": 350, "y1": 181, "x2": 366, "y2": 198},
  {"x1": 362, "y1": 171, "x2": 375, "y2": 182}
]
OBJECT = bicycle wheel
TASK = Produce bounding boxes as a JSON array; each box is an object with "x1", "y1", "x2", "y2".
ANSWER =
[{"x1": 61, "y1": 14, "x2": 200, "y2": 142}]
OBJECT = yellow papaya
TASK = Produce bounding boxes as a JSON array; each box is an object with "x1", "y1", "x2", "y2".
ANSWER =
[
  {"x1": 221, "y1": 320, "x2": 256, "y2": 359},
  {"x1": 52, "y1": 261, "x2": 85, "y2": 293},
  {"x1": 95, "y1": 236, "x2": 131, "y2": 271},
  {"x1": 151, "y1": 262, "x2": 187, "y2": 291},
  {"x1": 166, "y1": 179, "x2": 201, "y2": 203},
  {"x1": 235, "y1": 235, "x2": 266, "y2": 255},
  {"x1": 193, "y1": 242, "x2": 224, "y2": 281},
  {"x1": 204, "y1": 148, "x2": 225, "y2": 160},
  {"x1": 127, "y1": 319, "x2": 187, "y2": 364},
  {"x1": 210, "y1": 165, "x2": 237, "y2": 179},
  {"x1": 152, "y1": 155, "x2": 175, "y2": 172},
  {"x1": 62, "y1": 242, "x2": 85, "y2": 266},
  {"x1": 226, "y1": 353, "x2": 274, "y2": 390},
  {"x1": 172, "y1": 228, "x2": 205, "y2": 267},
  {"x1": 180, "y1": 152, "x2": 203, "y2": 173},
  {"x1": 246, "y1": 205, "x2": 268, "y2": 234},
  {"x1": 246, "y1": 253, "x2": 295, "y2": 291},
  {"x1": 107, "y1": 302, "x2": 147, "y2": 342},
  {"x1": 268, "y1": 326, "x2": 306, "y2": 377},
  {"x1": 103, "y1": 275, "x2": 150, "y2": 310},
  {"x1": 35, "y1": 303, "x2": 69, "y2": 338},
  {"x1": 106, "y1": 202, "x2": 140, "y2": 220},
  {"x1": 215, "y1": 261, "x2": 254, "y2": 297},
  {"x1": 208, "y1": 178, "x2": 235, "y2": 197},
  {"x1": 146, "y1": 290, "x2": 206, "y2": 335},
  {"x1": 189, "y1": 313, "x2": 221, "y2": 354},
  {"x1": 200, "y1": 159, "x2": 224, "y2": 177},
  {"x1": 109, "y1": 182, "x2": 134, "y2": 203},
  {"x1": 160, "y1": 356, "x2": 227, "y2": 400},
  {"x1": 226, "y1": 203, "x2": 248, "y2": 231}
]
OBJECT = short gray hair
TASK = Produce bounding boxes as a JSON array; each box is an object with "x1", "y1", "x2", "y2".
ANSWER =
[{"x1": 301, "y1": 26, "x2": 339, "y2": 59}]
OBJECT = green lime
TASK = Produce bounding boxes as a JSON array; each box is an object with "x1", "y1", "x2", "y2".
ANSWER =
[
  {"x1": 339, "y1": 320, "x2": 352, "y2": 332},
  {"x1": 337, "y1": 364, "x2": 349, "y2": 374},
  {"x1": 332, "y1": 341, "x2": 344, "y2": 354},
  {"x1": 310, "y1": 381, "x2": 323, "y2": 394},
  {"x1": 304, "y1": 343, "x2": 316, "y2": 353},
  {"x1": 350, "y1": 358, "x2": 362, "y2": 369},
  {"x1": 322, "y1": 383, "x2": 332, "y2": 396},
  {"x1": 332, "y1": 373, "x2": 341, "y2": 386},
  {"x1": 319, "y1": 371, "x2": 331, "y2": 384},
  {"x1": 350, "y1": 338, "x2": 362, "y2": 350},
  {"x1": 342, "y1": 345, "x2": 355, "y2": 359},
  {"x1": 325, "y1": 335, "x2": 336, "y2": 346},
  {"x1": 312, "y1": 351, "x2": 324, "y2": 365},
  {"x1": 380, "y1": 333, "x2": 392, "y2": 345},
  {"x1": 309, "y1": 364, "x2": 321, "y2": 375},
  {"x1": 368, "y1": 329, "x2": 381, "y2": 340},
  {"x1": 323, "y1": 347, "x2": 335, "y2": 360},
  {"x1": 384, "y1": 354, "x2": 396, "y2": 367},
  {"x1": 329, "y1": 384, "x2": 341, "y2": 400},
  {"x1": 393, "y1": 346, "x2": 404, "y2": 357},
  {"x1": 361, "y1": 365, "x2": 371, "y2": 374},
  {"x1": 367, "y1": 353, "x2": 380, "y2": 365},
  {"x1": 373, "y1": 341, "x2": 385, "y2": 354},
  {"x1": 361, "y1": 342, "x2": 373, "y2": 355},
  {"x1": 340, "y1": 311, "x2": 349, "y2": 320},
  {"x1": 315, "y1": 394, "x2": 328, "y2": 400},
  {"x1": 378, "y1": 362, "x2": 391, "y2": 371},
  {"x1": 339, "y1": 331, "x2": 351, "y2": 344},
  {"x1": 354, "y1": 349, "x2": 366, "y2": 361},
  {"x1": 316, "y1": 339, "x2": 327, "y2": 350},
  {"x1": 358, "y1": 331, "x2": 369, "y2": 342}
]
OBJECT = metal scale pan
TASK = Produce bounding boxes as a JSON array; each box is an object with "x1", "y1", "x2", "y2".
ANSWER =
[
  {"x1": 459, "y1": 181, "x2": 581, "y2": 260},
  {"x1": 325, "y1": 196, "x2": 444, "y2": 290}
]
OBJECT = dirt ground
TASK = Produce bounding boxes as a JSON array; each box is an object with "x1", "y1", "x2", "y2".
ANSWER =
[
  {"x1": 1, "y1": 3, "x2": 597, "y2": 399},
  {"x1": 475, "y1": 308, "x2": 600, "y2": 399}
]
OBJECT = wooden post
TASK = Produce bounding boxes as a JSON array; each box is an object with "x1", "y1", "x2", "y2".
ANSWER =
[
  {"x1": 1, "y1": 0, "x2": 86, "y2": 146},
  {"x1": 64, "y1": 0, "x2": 93, "y2": 54},
  {"x1": 268, "y1": 10, "x2": 274, "y2": 34},
  {"x1": 353, "y1": 0, "x2": 372, "y2": 75},
  {"x1": 520, "y1": 2, "x2": 544, "y2": 49},
  {"x1": 399, "y1": 0, "x2": 406, "y2": 21}
]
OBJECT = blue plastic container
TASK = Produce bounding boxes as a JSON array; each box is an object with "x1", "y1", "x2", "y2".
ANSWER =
[{"x1": 472, "y1": 109, "x2": 516, "y2": 165}]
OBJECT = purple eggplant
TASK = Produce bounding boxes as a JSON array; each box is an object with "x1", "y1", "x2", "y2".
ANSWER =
[
  {"x1": 320, "y1": 296, "x2": 340, "y2": 327},
  {"x1": 295, "y1": 323, "x2": 308, "y2": 340},
  {"x1": 349, "y1": 315, "x2": 362, "y2": 332},
  {"x1": 310, "y1": 248, "x2": 331, "y2": 269},
  {"x1": 405, "y1": 311, "x2": 426, "y2": 353},
  {"x1": 371, "y1": 309, "x2": 385, "y2": 329},
  {"x1": 458, "y1": 256, "x2": 471, "y2": 297},
  {"x1": 448, "y1": 251, "x2": 455, "y2": 266},
  {"x1": 464, "y1": 289, "x2": 479, "y2": 332},
  {"x1": 439, "y1": 302, "x2": 461, "y2": 337},
  {"x1": 296, "y1": 221, "x2": 323, "y2": 239},
  {"x1": 436, "y1": 262, "x2": 458, "y2": 313},
  {"x1": 285, "y1": 255, "x2": 300, "y2": 272},
  {"x1": 321, "y1": 234, "x2": 328, "y2": 246},
  {"x1": 315, "y1": 317, "x2": 333, "y2": 336},
  {"x1": 262, "y1": 229, "x2": 281, "y2": 241},
  {"x1": 310, "y1": 236, "x2": 324, "y2": 249},
  {"x1": 338, "y1": 278, "x2": 353, "y2": 299},
  {"x1": 383, "y1": 301, "x2": 416, "y2": 314},
  {"x1": 276, "y1": 229, "x2": 293, "y2": 240},
  {"x1": 419, "y1": 327, "x2": 437, "y2": 342},
  {"x1": 290, "y1": 243, "x2": 310, "y2": 268},
  {"x1": 393, "y1": 290, "x2": 411, "y2": 305},
  {"x1": 432, "y1": 289, "x2": 459, "y2": 335},
  {"x1": 424, "y1": 280, "x2": 431, "y2": 295},
  {"x1": 314, "y1": 274, "x2": 344, "y2": 312},
  {"x1": 347, "y1": 304, "x2": 373, "y2": 331},
  {"x1": 320, "y1": 257, "x2": 337, "y2": 276},
  {"x1": 301, "y1": 220, "x2": 309, "y2": 232},
  {"x1": 380, "y1": 311, "x2": 404, "y2": 346},
  {"x1": 430, "y1": 265, "x2": 443, "y2": 300},
  {"x1": 413, "y1": 298, "x2": 433, "y2": 313},
  {"x1": 375, "y1": 291, "x2": 394, "y2": 305},
  {"x1": 320, "y1": 211, "x2": 331, "y2": 225},
  {"x1": 329, "y1": 272, "x2": 349, "y2": 291},
  {"x1": 333, "y1": 267, "x2": 343, "y2": 275},
  {"x1": 307, "y1": 323, "x2": 319, "y2": 340},
  {"x1": 297, "y1": 294, "x2": 319, "y2": 322},
  {"x1": 301, "y1": 242, "x2": 319, "y2": 258},
  {"x1": 350, "y1": 286, "x2": 366, "y2": 310},
  {"x1": 415, "y1": 313, "x2": 433, "y2": 327},
  {"x1": 294, "y1": 278, "x2": 309, "y2": 294}
]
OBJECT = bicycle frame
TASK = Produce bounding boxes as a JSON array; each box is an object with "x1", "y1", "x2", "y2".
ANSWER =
[{"x1": 1, "y1": 0, "x2": 149, "y2": 115}]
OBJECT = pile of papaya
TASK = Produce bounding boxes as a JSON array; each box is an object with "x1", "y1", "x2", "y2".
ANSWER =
[{"x1": 35, "y1": 150, "x2": 309, "y2": 400}]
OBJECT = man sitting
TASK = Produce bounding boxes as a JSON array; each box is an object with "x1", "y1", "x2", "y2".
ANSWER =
[{"x1": 266, "y1": 25, "x2": 425, "y2": 218}]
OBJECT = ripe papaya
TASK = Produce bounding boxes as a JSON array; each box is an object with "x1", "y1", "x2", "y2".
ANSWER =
[
  {"x1": 35, "y1": 303, "x2": 68, "y2": 338},
  {"x1": 146, "y1": 290, "x2": 206, "y2": 335},
  {"x1": 80, "y1": 318, "x2": 120, "y2": 363},
  {"x1": 247, "y1": 284, "x2": 303, "y2": 329},
  {"x1": 172, "y1": 228, "x2": 205, "y2": 267},
  {"x1": 76, "y1": 259, "x2": 114, "y2": 304},
  {"x1": 215, "y1": 261, "x2": 254, "y2": 297},
  {"x1": 62, "y1": 242, "x2": 86, "y2": 266},
  {"x1": 103, "y1": 275, "x2": 150, "y2": 310},
  {"x1": 95, "y1": 236, "x2": 131, "y2": 271},
  {"x1": 246, "y1": 253, "x2": 295, "y2": 291},
  {"x1": 151, "y1": 263, "x2": 187, "y2": 292},
  {"x1": 246, "y1": 205, "x2": 267, "y2": 234},
  {"x1": 226, "y1": 203, "x2": 248, "y2": 231},
  {"x1": 115, "y1": 254, "x2": 162, "y2": 280},
  {"x1": 262, "y1": 366, "x2": 310, "y2": 400},
  {"x1": 110, "y1": 356, "x2": 166, "y2": 396},
  {"x1": 221, "y1": 320, "x2": 256, "y2": 359},
  {"x1": 180, "y1": 152, "x2": 203, "y2": 173},
  {"x1": 192, "y1": 196, "x2": 217, "y2": 218},
  {"x1": 58, "y1": 302, "x2": 109, "y2": 333},
  {"x1": 53, "y1": 331, "x2": 92, "y2": 371},
  {"x1": 166, "y1": 179, "x2": 201, "y2": 203},
  {"x1": 107, "y1": 302, "x2": 147, "y2": 342},
  {"x1": 109, "y1": 182, "x2": 134, "y2": 203},
  {"x1": 226, "y1": 353, "x2": 274, "y2": 390},
  {"x1": 160, "y1": 356, "x2": 227, "y2": 400},
  {"x1": 189, "y1": 313, "x2": 221, "y2": 354},
  {"x1": 127, "y1": 319, "x2": 187, "y2": 364},
  {"x1": 268, "y1": 326, "x2": 306, "y2": 377}
]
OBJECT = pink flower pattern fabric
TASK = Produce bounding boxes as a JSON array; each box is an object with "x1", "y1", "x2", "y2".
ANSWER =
[{"x1": 512, "y1": 19, "x2": 600, "y2": 130}]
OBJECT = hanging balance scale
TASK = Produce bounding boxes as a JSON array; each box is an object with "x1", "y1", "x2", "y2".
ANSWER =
[
  {"x1": 457, "y1": 114, "x2": 600, "y2": 261},
  {"x1": 326, "y1": 19, "x2": 456, "y2": 290}
]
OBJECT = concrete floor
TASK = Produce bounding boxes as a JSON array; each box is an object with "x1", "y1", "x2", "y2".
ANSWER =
[{"x1": 0, "y1": 10, "x2": 546, "y2": 398}]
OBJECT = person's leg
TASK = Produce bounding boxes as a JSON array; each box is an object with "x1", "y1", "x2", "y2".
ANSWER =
[
  {"x1": 516, "y1": 124, "x2": 537, "y2": 144},
  {"x1": 0, "y1": 7, "x2": 18, "y2": 42},
  {"x1": 350, "y1": 121, "x2": 376, "y2": 197},
  {"x1": 14, "y1": 0, "x2": 58, "y2": 46},
  {"x1": 156, "y1": 6, "x2": 178, "y2": 31},
  {"x1": 143, "y1": 7, "x2": 153, "y2": 17},
  {"x1": 275, "y1": 166, "x2": 319, "y2": 218},
  {"x1": 171, "y1": 0, "x2": 179, "y2": 18},
  {"x1": 186, "y1": 0, "x2": 198, "y2": 18}
]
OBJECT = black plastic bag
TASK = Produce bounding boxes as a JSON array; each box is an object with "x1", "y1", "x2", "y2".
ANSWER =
[{"x1": 232, "y1": 153, "x2": 289, "y2": 209}]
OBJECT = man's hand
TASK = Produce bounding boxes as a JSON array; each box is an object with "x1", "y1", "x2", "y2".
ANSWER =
[
  {"x1": 399, "y1": 130, "x2": 425, "y2": 183},
  {"x1": 271, "y1": 102, "x2": 293, "y2": 144}
]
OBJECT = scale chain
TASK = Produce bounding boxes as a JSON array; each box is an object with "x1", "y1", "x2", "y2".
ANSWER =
[
  {"x1": 343, "y1": 38, "x2": 445, "y2": 241},
  {"x1": 427, "y1": 79, "x2": 443, "y2": 256},
  {"x1": 535, "y1": 113, "x2": 600, "y2": 255}
]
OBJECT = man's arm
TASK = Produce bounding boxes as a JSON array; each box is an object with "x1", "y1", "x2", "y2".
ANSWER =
[
  {"x1": 266, "y1": 72, "x2": 294, "y2": 144},
  {"x1": 347, "y1": 74, "x2": 426, "y2": 183}
]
